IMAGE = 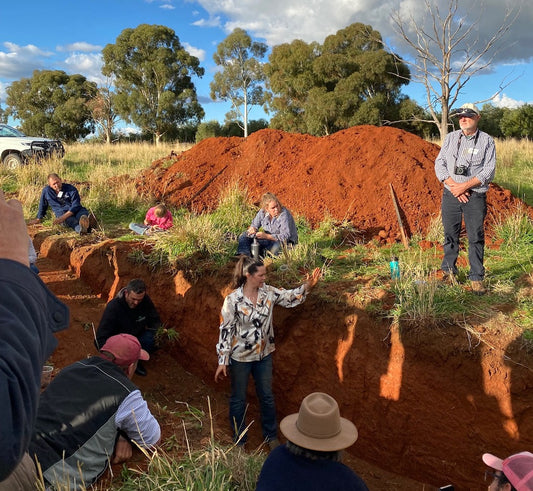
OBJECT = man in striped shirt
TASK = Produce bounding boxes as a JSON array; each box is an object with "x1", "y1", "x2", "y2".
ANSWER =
[{"x1": 435, "y1": 103, "x2": 496, "y2": 296}]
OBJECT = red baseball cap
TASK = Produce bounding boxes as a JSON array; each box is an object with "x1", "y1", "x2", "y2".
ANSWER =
[
  {"x1": 483, "y1": 452, "x2": 533, "y2": 490},
  {"x1": 100, "y1": 334, "x2": 149, "y2": 367}
]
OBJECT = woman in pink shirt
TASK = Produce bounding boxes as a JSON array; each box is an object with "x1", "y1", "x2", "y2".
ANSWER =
[{"x1": 129, "y1": 204, "x2": 173, "y2": 235}]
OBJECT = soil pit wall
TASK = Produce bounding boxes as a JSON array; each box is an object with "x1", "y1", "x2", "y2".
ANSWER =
[{"x1": 36, "y1": 233, "x2": 533, "y2": 489}]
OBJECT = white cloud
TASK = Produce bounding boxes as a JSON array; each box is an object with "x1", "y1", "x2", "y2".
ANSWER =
[
  {"x1": 183, "y1": 42, "x2": 206, "y2": 61},
  {"x1": 119, "y1": 126, "x2": 141, "y2": 135},
  {"x1": 192, "y1": 15, "x2": 221, "y2": 28},
  {"x1": 146, "y1": 0, "x2": 175, "y2": 9},
  {"x1": 194, "y1": 0, "x2": 533, "y2": 65},
  {"x1": 491, "y1": 93, "x2": 526, "y2": 109},
  {"x1": 195, "y1": 0, "x2": 373, "y2": 44},
  {"x1": 63, "y1": 53, "x2": 106, "y2": 85},
  {"x1": 0, "y1": 42, "x2": 52, "y2": 80},
  {"x1": 57, "y1": 42, "x2": 103, "y2": 53},
  {"x1": 0, "y1": 81, "x2": 7, "y2": 102}
]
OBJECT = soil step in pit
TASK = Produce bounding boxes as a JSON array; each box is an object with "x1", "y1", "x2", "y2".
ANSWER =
[{"x1": 35, "y1": 251, "x2": 430, "y2": 490}]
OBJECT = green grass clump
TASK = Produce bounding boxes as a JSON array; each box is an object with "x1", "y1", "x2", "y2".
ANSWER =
[
  {"x1": 495, "y1": 138, "x2": 533, "y2": 206},
  {"x1": 386, "y1": 251, "x2": 474, "y2": 327},
  {"x1": 117, "y1": 444, "x2": 264, "y2": 491},
  {"x1": 210, "y1": 183, "x2": 257, "y2": 235},
  {"x1": 117, "y1": 398, "x2": 264, "y2": 491},
  {"x1": 494, "y1": 208, "x2": 533, "y2": 246}
]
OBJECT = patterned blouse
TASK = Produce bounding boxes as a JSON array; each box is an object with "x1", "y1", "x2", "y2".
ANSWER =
[{"x1": 217, "y1": 283, "x2": 308, "y2": 365}]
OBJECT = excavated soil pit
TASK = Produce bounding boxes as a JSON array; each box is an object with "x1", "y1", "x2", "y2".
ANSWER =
[{"x1": 32, "y1": 125, "x2": 533, "y2": 490}]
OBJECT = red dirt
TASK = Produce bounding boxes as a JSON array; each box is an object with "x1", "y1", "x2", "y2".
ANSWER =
[
  {"x1": 35, "y1": 241, "x2": 428, "y2": 490},
  {"x1": 33, "y1": 228, "x2": 533, "y2": 490},
  {"x1": 31, "y1": 126, "x2": 533, "y2": 490},
  {"x1": 136, "y1": 126, "x2": 531, "y2": 240}
]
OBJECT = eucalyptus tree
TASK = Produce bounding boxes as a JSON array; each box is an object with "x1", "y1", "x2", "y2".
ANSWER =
[
  {"x1": 210, "y1": 28, "x2": 267, "y2": 137},
  {"x1": 6, "y1": 70, "x2": 97, "y2": 141},
  {"x1": 102, "y1": 24, "x2": 204, "y2": 145},
  {"x1": 500, "y1": 104, "x2": 533, "y2": 138},
  {"x1": 265, "y1": 23, "x2": 411, "y2": 136},
  {"x1": 87, "y1": 84, "x2": 119, "y2": 144}
]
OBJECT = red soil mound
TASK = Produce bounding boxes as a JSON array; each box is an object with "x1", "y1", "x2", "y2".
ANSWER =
[{"x1": 136, "y1": 126, "x2": 529, "y2": 239}]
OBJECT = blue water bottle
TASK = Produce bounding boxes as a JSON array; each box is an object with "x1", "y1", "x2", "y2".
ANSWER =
[{"x1": 390, "y1": 257, "x2": 400, "y2": 279}]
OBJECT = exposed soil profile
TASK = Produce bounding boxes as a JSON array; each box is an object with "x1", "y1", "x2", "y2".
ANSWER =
[
  {"x1": 136, "y1": 126, "x2": 530, "y2": 240},
  {"x1": 33, "y1": 233, "x2": 533, "y2": 490},
  {"x1": 31, "y1": 126, "x2": 533, "y2": 489}
]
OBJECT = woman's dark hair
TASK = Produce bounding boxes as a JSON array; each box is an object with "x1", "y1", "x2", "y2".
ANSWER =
[{"x1": 232, "y1": 255, "x2": 264, "y2": 288}]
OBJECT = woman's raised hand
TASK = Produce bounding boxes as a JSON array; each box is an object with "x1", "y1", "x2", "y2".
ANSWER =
[{"x1": 304, "y1": 267, "x2": 321, "y2": 292}]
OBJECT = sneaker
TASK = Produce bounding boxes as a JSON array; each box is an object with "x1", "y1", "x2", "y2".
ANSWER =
[
  {"x1": 88, "y1": 212, "x2": 98, "y2": 231},
  {"x1": 79, "y1": 215, "x2": 89, "y2": 234},
  {"x1": 471, "y1": 280, "x2": 486, "y2": 296}
]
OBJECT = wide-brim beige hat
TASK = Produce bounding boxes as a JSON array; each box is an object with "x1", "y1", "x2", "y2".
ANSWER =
[{"x1": 280, "y1": 392, "x2": 358, "y2": 452}]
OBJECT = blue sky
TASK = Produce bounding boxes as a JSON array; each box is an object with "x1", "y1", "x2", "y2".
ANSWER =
[{"x1": 0, "y1": 0, "x2": 532, "y2": 133}]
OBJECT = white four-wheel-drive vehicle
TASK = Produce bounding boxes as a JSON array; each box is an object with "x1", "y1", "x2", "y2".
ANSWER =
[{"x1": 0, "y1": 124, "x2": 65, "y2": 169}]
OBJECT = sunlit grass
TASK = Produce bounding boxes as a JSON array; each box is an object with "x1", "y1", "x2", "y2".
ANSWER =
[{"x1": 116, "y1": 398, "x2": 264, "y2": 491}]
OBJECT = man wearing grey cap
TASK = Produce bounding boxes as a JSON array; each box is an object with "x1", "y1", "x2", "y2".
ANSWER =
[{"x1": 435, "y1": 103, "x2": 496, "y2": 295}]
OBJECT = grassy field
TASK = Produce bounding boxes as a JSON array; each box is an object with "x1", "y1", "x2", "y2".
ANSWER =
[{"x1": 3, "y1": 137, "x2": 532, "y2": 490}]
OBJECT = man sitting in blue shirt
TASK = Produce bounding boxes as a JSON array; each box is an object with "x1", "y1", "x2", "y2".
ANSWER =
[{"x1": 30, "y1": 173, "x2": 91, "y2": 234}]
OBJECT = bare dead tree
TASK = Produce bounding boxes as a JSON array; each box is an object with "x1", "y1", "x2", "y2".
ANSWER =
[
  {"x1": 390, "y1": 0, "x2": 519, "y2": 140},
  {"x1": 88, "y1": 79, "x2": 119, "y2": 144}
]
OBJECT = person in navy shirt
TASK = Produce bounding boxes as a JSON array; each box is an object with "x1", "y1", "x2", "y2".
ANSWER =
[
  {"x1": 31, "y1": 173, "x2": 91, "y2": 234},
  {"x1": 256, "y1": 392, "x2": 369, "y2": 491}
]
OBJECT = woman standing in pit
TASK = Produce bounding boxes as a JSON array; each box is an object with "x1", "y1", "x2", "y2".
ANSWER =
[{"x1": 214, "y1": 255, "x2": 320, "y2": 449}]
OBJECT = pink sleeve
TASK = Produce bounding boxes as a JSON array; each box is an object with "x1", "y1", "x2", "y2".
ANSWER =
[
  {"x1": 159, "y1": 211, "x2": 173, "y2": 230},
  {"x1": 145, "y1": 207, "x2": 156, "y2": 225}
]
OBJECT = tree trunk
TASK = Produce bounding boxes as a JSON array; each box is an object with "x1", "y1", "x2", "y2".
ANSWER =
[{"x1": 243, "y1": 91, "x2": 248, "y2": 138}]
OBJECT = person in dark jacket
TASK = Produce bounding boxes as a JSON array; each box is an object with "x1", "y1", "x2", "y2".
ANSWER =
[
  {"x1": 30, "y1": 173, "x2": 91, "y2": 234},
  {"x1": 0, "y1": 189, "x2": 69, "y2": 487},
  {"x1": 95, "y1": 278, "x2": 161, "y2": 376},
  {"x1": 256, "y1": 392, "x2": 369, "y2": 491}
]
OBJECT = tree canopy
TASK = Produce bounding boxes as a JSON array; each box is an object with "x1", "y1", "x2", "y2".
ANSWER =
[
  {"x1": 210, "y1": 28, "x2": 267, "y2": 137},
  {"x1": 6, "y1": 70, "x2": 97, "y2": 142},
  {"x1": 102, "y1": 24, "x2": 205, "y2": 145},
  {"x1": 264, "y1": 23, "x2": 412, "y2": 136},
  {"x1": 500, "y1": 104, "x2": 533, "y2": 139}
]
